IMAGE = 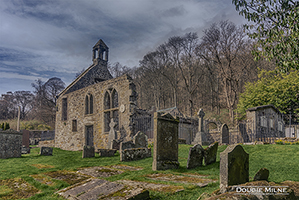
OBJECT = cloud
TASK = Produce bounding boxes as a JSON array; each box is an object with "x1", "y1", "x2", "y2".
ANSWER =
[{"x1": 0, "y1": 0, "x2": 247, "y2": 95}]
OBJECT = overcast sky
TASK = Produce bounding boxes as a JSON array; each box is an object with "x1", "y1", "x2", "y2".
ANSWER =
[{"x1": 0, "y1": 0, "x2": 248, "y2": 95}]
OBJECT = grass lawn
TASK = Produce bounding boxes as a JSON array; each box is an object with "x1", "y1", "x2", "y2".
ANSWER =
[{"x1": 0, "y1": 144, "x2": 298, "y2": 200}]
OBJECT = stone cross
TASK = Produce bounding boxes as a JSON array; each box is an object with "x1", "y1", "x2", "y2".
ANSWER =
[
  {"x1": 108, "y1": 119, "x2": 117, "y2": 149},
  {"x1": 197, "y1": 108, "x2": 205, "y2": 133}
]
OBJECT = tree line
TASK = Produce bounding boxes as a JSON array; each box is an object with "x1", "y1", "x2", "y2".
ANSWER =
[
  {"x1": 112, "y1": 20, "x2": 276, "y2": 122},
  {"x1": 0, "y1": 77, "x2": 65, "y2": 128}
]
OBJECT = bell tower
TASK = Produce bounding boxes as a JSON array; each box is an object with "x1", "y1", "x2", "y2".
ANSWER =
[{"x1": 92, "y1": 39, "x2": 109, "y2": 65}]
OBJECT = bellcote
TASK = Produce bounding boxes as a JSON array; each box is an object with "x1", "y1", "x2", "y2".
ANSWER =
[{"x1": 92, "y1": 39, "x2": 109, "y2": 64}]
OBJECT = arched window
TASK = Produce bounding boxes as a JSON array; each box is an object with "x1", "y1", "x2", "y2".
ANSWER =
[
  {"x1": 85, "y1": 93, "x2": 93, "y2": 115},
  {"x1": 104, "y1": 88, "x2": 119, "y2": 132}
]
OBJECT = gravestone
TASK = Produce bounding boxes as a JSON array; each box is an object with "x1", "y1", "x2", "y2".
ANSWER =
[
  {"x1": 111, "y1": 139, "x2": 121, "y2": 150},
  {"x1": 220, "y1": 124, "x2": 229, "y2": 144},
  {"x1": 120, "y1": 141, "x2": 135, "y2": 152},
  {"x1": 40, "y1": 147, "x2": 53, "y2": 156},
  {"x1": 0, "y1": 130, "x2": 22, "y2": 159},
  {"x1": 22, "y1": 130, "x2": 30, "y2": 148},
  {"x1": 204, "y1": 142, "x2": 218, "y2": 165},
  {"x1": 187, "y1": 144, "x2": 204, "y2": 169},
  {"x1": 220, "y1": 144, "x2": 249, "y2": 192},
  {"x1": 152, "y1": 112, "x2": 179, "y2": 171},
  {"x1": 133, "y1": 131, "x2": 148, "y2": 148},
  {"x1": 82, "y1": 145, "x2": 95, "y2": 158},
  {"x1": 107, "y1": 119, "x2": 117, "y2": 149},
  {"x1": 254, "y1": 168, "x2": 269, "y2": 181}
]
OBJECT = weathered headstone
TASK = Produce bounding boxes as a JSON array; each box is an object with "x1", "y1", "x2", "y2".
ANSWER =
[
  {"x1": 220, "y1": 144, "x2": 249, "y2": 192},
  {"x1": 21, "y1": 145, "x2": 30, "y2": 154},
  {"x1": 254, "y1": 168, "x2": 269, "y2": 181},
  {"x1": 120, "y1": 141, "x2": 135, "y2": 152},
  {"x1": 220, "y1": 124, "x2": 229, "y2": 144},
  {"x1": 40, "y1": 147, "x2": 53, "y2": 156},
  {"x1": 0, "y1": 130, "x2": 22, "y2": 159},
  {"x1": 82, "y1": 145, "x2": 95, "y2": 158},
  {"x1": 152, "y1": 112, "x2": 179, "y2": 171},
  {"x1": 22, "y1": 130, "x2": 30, "y2": 149},
  {"x1": 111, "y1": 139, "x2": 121, "y2": 150},
  {"x1": 204, "y1": 142, "x2": 218, "y2": 165},
  {"x1": 98, "y1": 149, "x2": 117, "y2": 157},
  {"x1": 187, "y1": 144, "x2": 204, "y2": 169},
  {"x1": 107, "y1": 119, "x2": 117, "y2": 149},
  {"x1": 133, "y1": 131, "x2": 148, "y2": 148}
]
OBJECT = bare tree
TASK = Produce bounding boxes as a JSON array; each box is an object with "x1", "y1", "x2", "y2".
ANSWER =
[
  {"x1": 13, "y1": 91, "x2": 34, "y2": 119},
  {"x1": 196, "y1": 20, "x2": 249, "y2": 122}
]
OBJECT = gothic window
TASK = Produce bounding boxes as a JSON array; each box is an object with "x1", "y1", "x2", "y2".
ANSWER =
[
  {"x1": 85, "y1": 93, "x2": 93, "y2": 115},
  {"x1": 104, "y1": 88, "x2": 119, "y2": 133},
  {"x1": 62, "y1": 98, "x2": 67, "y2": 121}
]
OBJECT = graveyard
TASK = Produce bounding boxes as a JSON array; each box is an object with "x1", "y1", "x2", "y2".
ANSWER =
[{"x1": 0, "y1": 143, "x2": 299, "y2": 200}]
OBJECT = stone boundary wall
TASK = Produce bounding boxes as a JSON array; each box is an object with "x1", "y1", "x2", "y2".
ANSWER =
[{"x1": 0, "y1": 130, "x2": 22, "y2": 159}]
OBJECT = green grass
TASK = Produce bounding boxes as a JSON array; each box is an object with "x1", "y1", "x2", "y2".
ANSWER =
[{"x1": 0, "y1": 144, "x2": 298, "y2": 200}]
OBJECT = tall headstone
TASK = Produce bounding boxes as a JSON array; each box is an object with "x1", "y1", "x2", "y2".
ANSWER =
[
  {"x1": 192, "y1": 109, "x2": 207, "y2": 145},
  {"x1": 152, "y1": 112, "x2": 179, "y2": 171},
  {"x1": 133, "y1": 131, "x2": 148, "y2": 148},
  {"x1": 187, "y1": 144, "x2": 204, "y2": 169},
  {"x1": 204, "y1": 142, "x2": 218, "y2": 165},
  {"x1": 221, "y1": 124, "x2": 229, "y2": 144},
  {"x1": 220, "y1": 144, "x2": 249, "y2": 192},
  {"x1": 107, "y1": 119, "x2": 117, "y2": 149},
  {"x1": 82, "y1": 145, "x2": 95, "y2": 158}
]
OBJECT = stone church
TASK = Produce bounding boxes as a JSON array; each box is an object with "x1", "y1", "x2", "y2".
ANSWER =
[{"x1": 55, "y1": 40, "x2": 137, "y2": 151}]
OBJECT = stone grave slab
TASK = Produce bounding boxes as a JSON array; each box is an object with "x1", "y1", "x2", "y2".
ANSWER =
[
  {"x1": 117, "y1": 180, "x2": 184, "y2": 193},
  {"x1": 57, "y1": 178, "x2": 150, "y2": 200},
  {"x1": 204, "y1": 142, "x2": 218, "y2": 165},
  {"x1": 44, "y1": 171, "x2": 89, "y2": 185},
  {"x1": 98, "y1": 149, "x2": 117, "y2": 157},
  {"x1": 220, "y1": 144, "x2": 249, "y2": 191},
  {"x1": 40, "y1": 147, "x2": 53, "y2": 156},
  {"x1": 146, "y1": 173, "x2": 216, "y2": 187},
  {"x1": 109, "y1": 165, "x2": 143, "y2": 171},
  {"x1": 77, "y1": 166, "x2": 124, "y2": 178},
  {"x1": 120, "y1": 147, "x2": 151, "y2": 162},
  {"x1": 187, "y1": 144, "x2": 204, "y2": 169}
]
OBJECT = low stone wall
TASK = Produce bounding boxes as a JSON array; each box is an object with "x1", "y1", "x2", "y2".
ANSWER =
[
  {"x1": 0, "y1": 130, "x2": 22, "y2": 159},
  {"x1": 120, "y1": 148, "x2": 151, "y2": 161}
]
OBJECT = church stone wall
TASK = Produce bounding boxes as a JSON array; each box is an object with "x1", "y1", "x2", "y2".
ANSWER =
[{"x1": 55, "y1": 74, "x2": 137, "y2": 151}]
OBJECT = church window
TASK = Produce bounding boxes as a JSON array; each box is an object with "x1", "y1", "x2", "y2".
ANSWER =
[
  {"x1": 104, "y1": 88, "x2": 119, "y2": 133},
  {"x1": 62, "y1": 98, "x2": 67, "y2": 121},
  {"x1": 72, "y1": 120, "x2": 77, "y2": 132},
  {"x1": 85, "y1": 93, "x2": 93, "y2": 115}
]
